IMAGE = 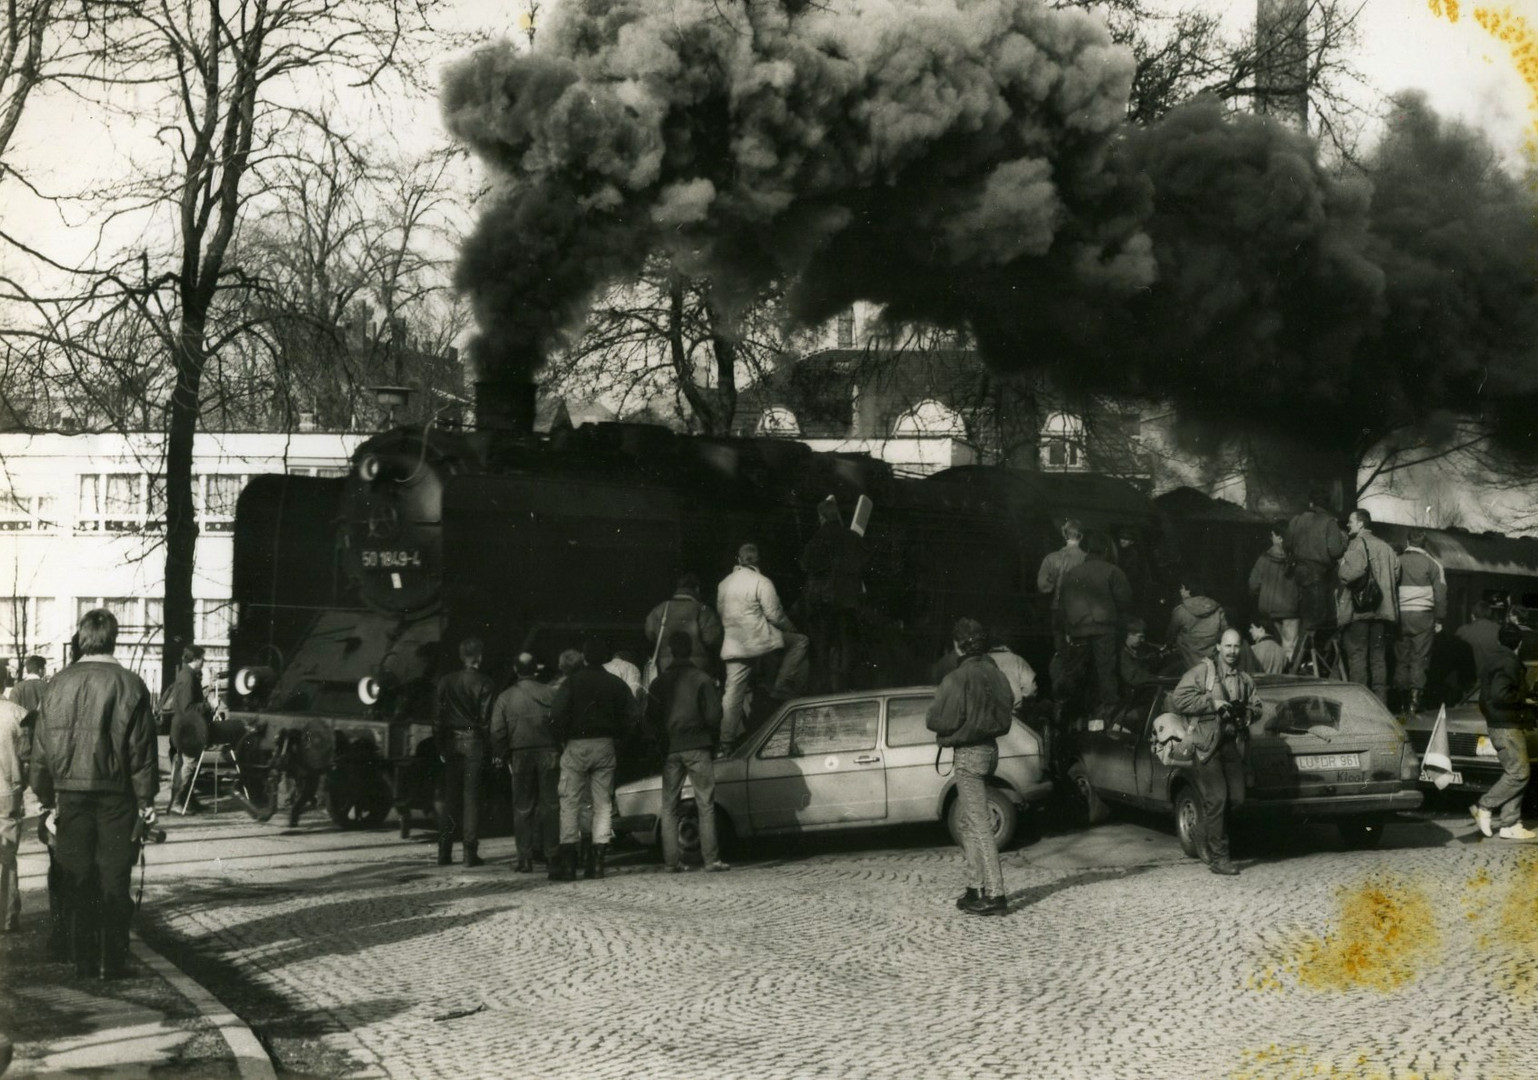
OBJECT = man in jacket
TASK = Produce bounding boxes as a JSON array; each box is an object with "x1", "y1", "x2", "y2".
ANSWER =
[
  {"x1": 9, "y1": 656, "x2": 46, "y2": 780},
  {"x1": 0, "y1": 675, "x2": 25, "y2": 932},
  {"x1": 1037, "y1": 519, "x2": 1086, "y2": 647},
  {"x1": 1058, "y1": 532, "x2": 1135, "y2": 711},
  {"x1": 1470, "y1": 624, "x2": 1537, "y2": 840},
  {"x1": 800, "y1": 496, "x2": 867, "y2": 691},
  {"x1": 1170, "y1": 628, "x2": 1257, "y2": 877},
  {"x1": 644, "y1": 574, "x2": 724, "y2": 679},
  {"x1": 167, "y1": 645, "x2": 213, "y2": 814},
  {"x1": 433, "y1": 637, "x2": 497, "y2": 868},
  {"x1": 1336, "y1": 509, "x2": 1401, "y2": 704},
  {"x1": 1246, "y1": 620, "x2": 1288, "y2": 675},
  {"x1": 646, "y1": 632, "x2": 729, "y2": 873},
  {"x1": 926, "y1": 617, "x2": 1014, "y2": 917},
  {"x1": 490, "y1": 653, "x2": 558, "y2": 873},
  {"x1": 1249, "y1": 522, "x2": 1302, "y2": 664},
  {"x1": 1287, "y1": 492, "x2": 1347, "y2": 632},
  {"x1": 1120, "y1": 619, "x2": 1161, "y2": 689},
  {"x1": 550, "y1": 639, "x2": 634, "y2": 881},
  {"x1": 718, "y1": 544, "x2": 809, "y2": 748},
  {"x1": 1395, "y1": 530, "x2": 1447, "y2": 714},
  {"x1": 1168, "y1": 577, "x2": 1228, "y2": 670},
  {"x1": 31, "y1": 609, "x2": 159, "y2": 978}
]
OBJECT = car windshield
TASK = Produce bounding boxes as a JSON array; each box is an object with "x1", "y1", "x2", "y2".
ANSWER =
[{"x1": 1258, "y1": 684, "x2": 1398, "y2": 739}]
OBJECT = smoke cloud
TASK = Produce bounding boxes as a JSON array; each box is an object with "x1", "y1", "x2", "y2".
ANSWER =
[
  {"x1": 445, "y1": 3, "x2": 1538, "y2": 460},
  {"x1": 443, "y1": 0, "x2": 1154, "y2": 379}
]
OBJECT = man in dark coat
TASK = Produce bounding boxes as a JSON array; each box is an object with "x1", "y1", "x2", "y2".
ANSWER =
[
  {"x1": 550, "y1": 639, "x2": 634, "y2": 881},
  {"x1": 1057, "y1": 531, "x2": 1135, "y2": 711},
  {"x1": 167, "y1": 645, "x2": 212, "y2": 813},
  {"x1": 31, "y1": 609, "x2": 159, "y2": 979},
  {"x1": 644, "y1": 574, "x2": 724, "y2": 680},
  {"x1": 1286, "y1": 492, "x2": 1347, "y2": 633},
  {"x1": 926, "y1": 617, "x2": 1014, "y2": 917},
  {"x1": 646, "y1": 632, "x2": 728, "y2": 873},
  {"x1": 1469, "y1": 624, "x2": 1536, "y2": 841},
  {"x1": 1336, "y1": 509, "x2": 1401, "y2": 705},
  {"x1": 433, "y1": 637, "x2": 497, "y2": 868},
  {"x1": 1249, "y1": 522, "x2": 1301, "y2": 664},
  {"x1": 800, "y1": 497, "x2": 867, "y2": 691},
  {"x1": 490, "y1": 652, "x2": 559, "y2": 873}
]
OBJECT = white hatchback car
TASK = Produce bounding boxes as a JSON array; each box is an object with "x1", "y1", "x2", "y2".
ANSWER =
[{"x1": 614, "y1": 687, "x2": 1052, "y2": 855}]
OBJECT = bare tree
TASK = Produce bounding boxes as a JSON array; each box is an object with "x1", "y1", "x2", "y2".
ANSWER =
[
  {"x1": 544, "y1": 254, "x2": 797, "y2": 435},
  {"x1": 0, "y1": 0, "x2": 450, "y2": 683}
]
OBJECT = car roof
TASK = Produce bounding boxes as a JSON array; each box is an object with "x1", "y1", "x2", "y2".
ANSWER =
[{"x1": 773, "y1": 686, "x2": 937, "y2": 709}]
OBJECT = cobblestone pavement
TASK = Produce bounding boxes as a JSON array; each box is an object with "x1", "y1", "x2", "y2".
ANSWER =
[{"x1": 12, "y1": 803, "x2": 1538, "y2": 1080}]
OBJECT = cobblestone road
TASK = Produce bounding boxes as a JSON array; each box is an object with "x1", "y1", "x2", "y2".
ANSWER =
[{"x1": 15, "y1": 806, "x2": 1538, "y2": 1079}]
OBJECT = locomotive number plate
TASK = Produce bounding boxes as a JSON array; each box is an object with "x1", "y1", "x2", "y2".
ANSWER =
[{"x1": 362, "y1": 548, "x2": 422, "y2": 569}]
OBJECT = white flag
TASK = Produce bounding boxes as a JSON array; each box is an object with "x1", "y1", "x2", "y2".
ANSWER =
[{"x1": 1422, "y1": 705, "x2": 1455, "y2": 791}]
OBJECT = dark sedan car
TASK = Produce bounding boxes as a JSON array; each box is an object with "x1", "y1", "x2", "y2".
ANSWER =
[
  {"x1": 1400, "y1": 663, "x2": 1538, "y2": 809},
  {"x1": 1067, "y1": 675, "x2": 1424, "y2": 857}
]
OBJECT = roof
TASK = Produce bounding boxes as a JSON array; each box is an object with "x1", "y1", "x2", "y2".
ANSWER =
[{"x1": 1153, "y1": 487, "x2": 1268, "y2": 524}]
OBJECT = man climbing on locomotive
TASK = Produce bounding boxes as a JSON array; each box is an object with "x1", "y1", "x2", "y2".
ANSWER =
[{"x1": 718, "y1": 543, "x2": 809, "y2": 748}]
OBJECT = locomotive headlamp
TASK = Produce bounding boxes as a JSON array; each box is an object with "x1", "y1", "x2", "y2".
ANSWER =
[
  {"x1": 357, "y1": 675, "x2": 382, "y2": 705},
  {"x1": 234, "y1": 666, "x2": 276, "y2": 697},
  {"x1": 358, "y1": 454, "x2": 382, "y2": 482}
]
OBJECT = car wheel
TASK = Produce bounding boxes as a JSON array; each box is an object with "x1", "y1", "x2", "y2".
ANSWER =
[
  {"x1": 946, "y1": 787, "x2": 1019, "y2": 850},
  {"x1": 1337, "y1": 817, "x2": 1387, "y2": 849},
  {"x1": 670, "y1": 802, "x2": 734, "y2": 861},
  {"x1": 1173, "y1": 785, "x2": 1207, "y2": 861},
  {"x1": 1067, "y1": 762, "x2": 1111, "y2": 827}
]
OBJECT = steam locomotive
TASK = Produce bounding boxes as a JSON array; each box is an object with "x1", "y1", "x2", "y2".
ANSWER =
[{"x1": 221, "y1": 381, "x2": 1538, "y2": 830}]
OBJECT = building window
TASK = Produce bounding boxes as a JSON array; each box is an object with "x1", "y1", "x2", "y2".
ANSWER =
[
  {"x1": 0, "y1": 596, "x2": 58, "y2": 653},
  {"x1": 0, "y1": 490, "x2": 60, "y2": 532},
  {"x1": 200, "y1": 474, "x2": 245, "y2": 533},
  {"x1": 77, "y1": 473, "x2": 158, "y2": 532},
  {"x1": 1040, "y1": 412, "x2": 1087, "y2": 471},
  {"x1": 891, "y1": 399, "x2": 967, "y2": 438},
  {"x1": 755, "y1": 407, "x2": 802, "y2": 437},
  {"x1": 197, "y1": 599, "x2": 236, "y2": 644},
  {"x1": 836, "y1": 309, "x2": 855, "y2": 349}
]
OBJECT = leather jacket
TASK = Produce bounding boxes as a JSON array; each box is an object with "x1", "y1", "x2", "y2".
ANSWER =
[
  {"x1": 31, "y1": 655, "x2": 158, "y2": 807},
  {"x1": 435, "y1": 667, "x2": 497, "y2": 746}
]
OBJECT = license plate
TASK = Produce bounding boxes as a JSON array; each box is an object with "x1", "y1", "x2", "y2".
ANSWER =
[
  {"x1": 1420, "y1": 769, "x2": 1464, "y2": 785},
  {"x1": 1296, "y1": 753, "x2": 1361, "y2": 770}
]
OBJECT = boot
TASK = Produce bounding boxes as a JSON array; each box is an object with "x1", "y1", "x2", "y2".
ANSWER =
[
  {"x1": 464, "y1": 842, "x2": 484, "y2": 868},
  {"x1": 589, "y1": 844, "x2": 606, "y2": 880},
  {"x1": 1407, "y1": 689, "x2": 1423, "y2": 715},
  {"x1": 549, "y1": 843, "x2": 577, "y2": 882},
  {"x1": 437, "y1": 839, "x2": 453, "y2": 866},
  {"x1": 580, "y1": 836, "x2": 596, "y2": 880}
]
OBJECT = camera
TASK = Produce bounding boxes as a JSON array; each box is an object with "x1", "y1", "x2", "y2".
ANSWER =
[{"x1": 131, "y1": 817, "x2": 167, "y2": 844}]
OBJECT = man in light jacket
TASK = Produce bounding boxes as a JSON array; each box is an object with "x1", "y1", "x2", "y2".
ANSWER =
[
  {"x1": 1337, "y1": 509, "x2": 1401, "y2": 704},
  {"x1": 717, "y1": 543, "x2": 809, "y2": 747},
  {"x1": 1170, "y1": 629, "x2": 1257, "y2": 877},
  {"x1": 1395, "y1": 530, "x2": 1446, "y2": 715}
]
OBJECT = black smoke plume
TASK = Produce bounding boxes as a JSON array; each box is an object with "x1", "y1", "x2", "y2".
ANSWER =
[
  {"x1": 443, "y1": 0, "x2": 1155, "y2": 381},
  {"x1": 445, "y1": 2, "x2": 1538, "y2": 461}
]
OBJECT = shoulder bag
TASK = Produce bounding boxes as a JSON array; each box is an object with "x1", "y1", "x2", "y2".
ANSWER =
[{"x1": 1349, "y1": 537, "x2": 1383, "y2": 614}]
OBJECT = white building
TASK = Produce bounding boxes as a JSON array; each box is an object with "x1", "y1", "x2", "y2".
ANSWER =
[{"x1": 0, "y1": 431, "x2": 363, "y2": 693}]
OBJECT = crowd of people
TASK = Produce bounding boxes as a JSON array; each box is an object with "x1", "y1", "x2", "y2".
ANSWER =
[{"x1": 3, "y1": 492, "x2": 1534, "y2": 954}]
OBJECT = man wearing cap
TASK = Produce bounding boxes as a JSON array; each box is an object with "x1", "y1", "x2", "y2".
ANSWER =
[{"x1": 490, "y1": 653, "x2": 559, "y2": 873}]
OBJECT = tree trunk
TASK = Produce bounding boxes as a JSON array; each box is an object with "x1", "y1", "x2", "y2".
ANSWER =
[{"x1": 161, "y1": 316, "x2": 204, "y2": 688}]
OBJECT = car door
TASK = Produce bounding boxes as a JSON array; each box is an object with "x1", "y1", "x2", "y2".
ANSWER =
[
  {"x1": 1134, "y1": 685, "x2": 1177, "y2": 805},
  {"x1": 1078, "y1": 685, "x2": 1154, "y2": 800},
  {"x1": 746, "y1": 698, "x2": 887, "y2": 832},
  {"x1": 880, "y1": 694, "x2": 941, "y2": 824}
]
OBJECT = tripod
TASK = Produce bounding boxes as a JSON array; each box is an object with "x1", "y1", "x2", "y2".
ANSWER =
[{"x1": 1289, "y1": 626, "x2": 1343, "y2": 679}]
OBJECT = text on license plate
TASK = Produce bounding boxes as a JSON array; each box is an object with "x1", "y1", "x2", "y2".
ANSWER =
[{"x1": 1296, "y1": 753, "x2": 1361, "y2": 770}]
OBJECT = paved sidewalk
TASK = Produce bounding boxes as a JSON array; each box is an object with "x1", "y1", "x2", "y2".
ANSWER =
[{"x1": 0, "y1": 908, "x2": 241, "y2": 1079}]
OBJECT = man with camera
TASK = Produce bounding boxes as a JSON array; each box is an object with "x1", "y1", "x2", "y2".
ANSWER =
[
  {"x1": 31, "y1": 608, "x2": 160, "y2": 979},
  {"x1": 1170, "y1": 628, "x2": 1259, "y2": 877}
]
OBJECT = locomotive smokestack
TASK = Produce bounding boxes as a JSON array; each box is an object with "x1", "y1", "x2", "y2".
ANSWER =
[{"x1": 473, "y1": 373, "x2": 537, "y2": 435}]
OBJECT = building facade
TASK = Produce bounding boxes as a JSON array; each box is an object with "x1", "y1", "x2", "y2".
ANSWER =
[{"x1": 0, "y1": 431, "x2": 362, "y2": 693}]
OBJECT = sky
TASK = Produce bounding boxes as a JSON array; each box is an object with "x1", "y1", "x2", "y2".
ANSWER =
[{"x1": 5, "y1": 0, "x2": 1538, "y2": 261}]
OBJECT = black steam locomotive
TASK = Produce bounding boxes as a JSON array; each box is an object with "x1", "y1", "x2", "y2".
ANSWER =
[{"x1": 222, "y1": 382, "x2": 1538, "y2": 830}]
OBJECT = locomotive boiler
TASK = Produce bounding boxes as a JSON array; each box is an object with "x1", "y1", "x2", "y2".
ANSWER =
[{"x1": 222, "y1": 380, "x2": 1158, "y2": 829}]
